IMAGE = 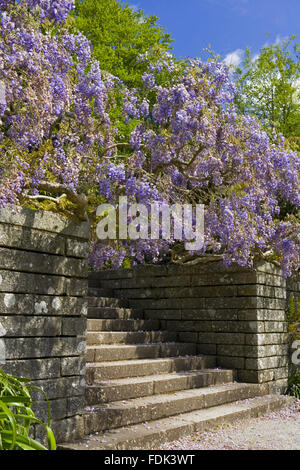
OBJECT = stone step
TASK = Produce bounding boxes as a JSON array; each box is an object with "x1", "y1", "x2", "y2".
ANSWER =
[
  {"x1": 88, "y1": 287, "x2": 115, "y2": 297},
  {"x1": 83, "y1": 382, "x2": 270, "y2": 434},
  {"x1": 87, "y1": 330, "x2": 178, "y2": 346},
  {"x1": 87, "y1": 318, "x2": 160, "y2": 332},
  {"x1": 87, "y1": 342, "x2": 197, "y2": 362},
  {"x1": 87, "y1": 307, "x2": 143, "y2": 320},
  {"x1": 85, "y1": 369, "x2": 234, "y2": 404},
  {"x1": 59, "y1": 395, "x2": 293, "y2": 450},
  {"x1": 87, "y1": 297, "x2": 129, "y2": 308},
  {"x1": 86, "y1": 355, "x2": 217, "y2": 381}
]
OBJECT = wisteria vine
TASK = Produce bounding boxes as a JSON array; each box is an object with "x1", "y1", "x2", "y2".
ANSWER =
[{"x1": 0, "y1": 0, "x2": 299, "y2": 276}]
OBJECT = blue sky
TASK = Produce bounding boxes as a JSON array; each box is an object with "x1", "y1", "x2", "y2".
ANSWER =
[{"x1": 126, "y1": 0, "x2": 300, "y2": 64}]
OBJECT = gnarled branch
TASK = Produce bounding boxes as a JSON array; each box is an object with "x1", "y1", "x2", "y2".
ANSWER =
[{"x1": 37, "y1": 182, "x2": 89, "y2": 220}]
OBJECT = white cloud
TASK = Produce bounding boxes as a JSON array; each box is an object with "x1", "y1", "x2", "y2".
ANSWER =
[
  {"x1": 251, "y1": 53, "x2": 260, "y2": 63},
  {"x1": 128, "y1": 3, "x2": 145, "y2": 21},
  {"x1": 275, "y1": 34, "x2": 289, "y2": 45},
  {"x1": 223, "y1": 49, "x2": 244, "y2": 67},
  {"x1": 129, "y1": 4, "x2": 139, "y2": 12},
  {"x1": 250, "y1": 35, "x2": 290, "y2": 64}
]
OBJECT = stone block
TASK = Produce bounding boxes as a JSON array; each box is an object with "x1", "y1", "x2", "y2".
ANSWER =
[
  {"x1": 255, "y1": 309, "x2": 286, "y2": 321},
  {"x1": 115, "y1": 287, "x2": 165, "y2": 299},
  {"x1": 165, "y1": 285, "x2": 237, "y2": 298},
  {"x1": 0, "y1": 206, "x2": 90, "y2": 239},
  {"x1": 67, "y1": 396, "x2": 85, "y2": 417},
  {"x1": 144, "y1": 309, "x2": 181, "y2": 320},
  {"x1": 267, "y1": 379, "x2": 288, "y2": 394},
  {"x1": 0, "y1": 294, "x2": 87, "y2": 317},
  {"x1": 166, "y1": 320, "x2": 213, "y2": 332},
  {"x1": 35, "y1": 415, "x2": 85, "y2": 444},
  {"x1": 31, "y1": 377, "x2": 84, "y2": 401},
  {"x1": 254, "y1": 261, "x2": 282, "y2": 276},
  {"x1": 217, "y1": 356, "x2": 245, "y2": 369},
  {"x1": 5, "y1": 337, "x2": 86, "y2": 359},
  {"x1": 191, "y1": 271, "x2": 258, "y2": 286},
  {"x1": 263, "y1": 321, "x2": 288, "y2": 333},
  {"x1": 130, "y1": 298, "x2": 205, "y2": 309},
  {"x1": 33, "y1": 398, "x2": 68, "y2": 422},
  {"x1": 0, "y1": 338, "x2": 5, "y2": 365},
  {"x1": 198, "y1": 331, "x2": 249, "y2": 345},
  {"x1": 245, "y1": 356, "x2": 289, "y2": 370},
  {"x1": 245, "y1": 333, "x2": 289, "y2": 345},
  {"x1": 273, "y1": 367, "x2": 289, "y2": 380},
  {"x1": 0, "y1": 224, "x2": 65, "y2": 255},
  {"x1": 217, "y1": 344, "x2": 245, "y2": 357},
  {"x1": 178, "y1": 332, "x2": 198, "y2": 343},
  {"x1": 61, "y1": 356, "x2": 86, "y2": 377},
  {"x1": 0, "y1": 247, "x2": 87, "y2": 278},
  {"x1": 238, "y1": 369, "x2": 274, "y2": 383},
  {"x1": 257, "y1": 297, "x2": 287, "y2": 309},
  {"x1": 2, "y1": 358, "x2": 61, "y2": 379},
  {"x1": 244, "y1": 344, "x2": 289, "y2": 358},
  {"x1": 149, "y1": 275, "x2": 191, "y2": 288},
  {"x1": 205, "y1": 297, "x2": 258, "y2": 309},
  {"x1": 187, "y1": 261, "x2": 251, "y2": 274},
  {"x1": 197, "y1": 343, "x2": 217, "y2": 355},
  {"x1": 197, "y1": 332, "x2": 217, "y2": 344},
  {"x1": 237, "y1": 285, "x2": 286, "y2": 299},
  {"x1": 182, "y1": 309, "x2": 217, "y2": 320},
  {"x1": 62, "y1": 317, "x2": 87, "y2": 336},
  {"x1": 1, "y1": 316, "x2": 62, "y2": 337},
  {"x1": 133, "y1": 265, "x2": 169, "y2": 277},
  {"x1": 0, "y1": 270, "x2": 69, "y2": 295},
  {"x1": 66, "y1": 239, "x2": 89, "y2": 259}
]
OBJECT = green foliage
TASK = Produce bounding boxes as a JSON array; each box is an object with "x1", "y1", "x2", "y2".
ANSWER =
[
  {"x1": 73, "y1": 0, "x2": 173, "y2": 88},
  {"x1": 0, "y1": 369, "x2": 56, "y2": 450},
  {"x1": 235, "y1": 35, "x2": 300, "y2": 148},
  {"x1": 285, "y1": 298, "x2": 300, "y2": 399},
  {"x1": 285, "y1": 371, "x2": 300, "y2": 399},
  {"x1": 286, "y1": 297, "x2": 300, "y2": 340}
]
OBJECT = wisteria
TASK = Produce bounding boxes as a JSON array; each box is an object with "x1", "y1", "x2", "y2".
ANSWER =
[
  {"x1": 0, "y1": 0, "x2": 75, "y2": 23},
  {"x1": 0, "y1": 1, "x2": 299, "y2": 276},
  {"x1": 0, "y1": 0, "x2": 118, "y2": 210},
  {"x1": 122, "y1": 55, "x2": 300, "y2": 276}
]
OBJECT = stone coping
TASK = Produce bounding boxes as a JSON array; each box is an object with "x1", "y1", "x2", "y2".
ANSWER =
[{"x1": 0, "y1": 205, "x2": 90, "y2": 239}]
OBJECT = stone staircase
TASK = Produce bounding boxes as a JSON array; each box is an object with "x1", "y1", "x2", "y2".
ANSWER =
[{"x1": 60, "y1": 286, "x2": 292, "y2": 450}]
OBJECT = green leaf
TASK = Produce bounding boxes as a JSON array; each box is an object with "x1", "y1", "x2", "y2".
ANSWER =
[
  {"x1": 0, "y1": 369, "x2": 56, "y2": 450},
  {"x1": 0, "y1": 401, "x2": 17, "y2": 450}
]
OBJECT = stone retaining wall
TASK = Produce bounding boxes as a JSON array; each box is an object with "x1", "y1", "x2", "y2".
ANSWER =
[
  {"x1": 0, "y1": 206, "x2": 89, "y2": 443},
  {"x1": 90, "y1": 261, "x2": 294, "y2": 394}
]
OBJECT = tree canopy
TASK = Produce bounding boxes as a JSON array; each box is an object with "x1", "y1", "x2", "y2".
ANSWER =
[
  {"x1": 235, "y1": 36, "x2": 300, "y2": 148},
  {"x1": 72, "y1": 0, "x2": 173, "y2": 88}
]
